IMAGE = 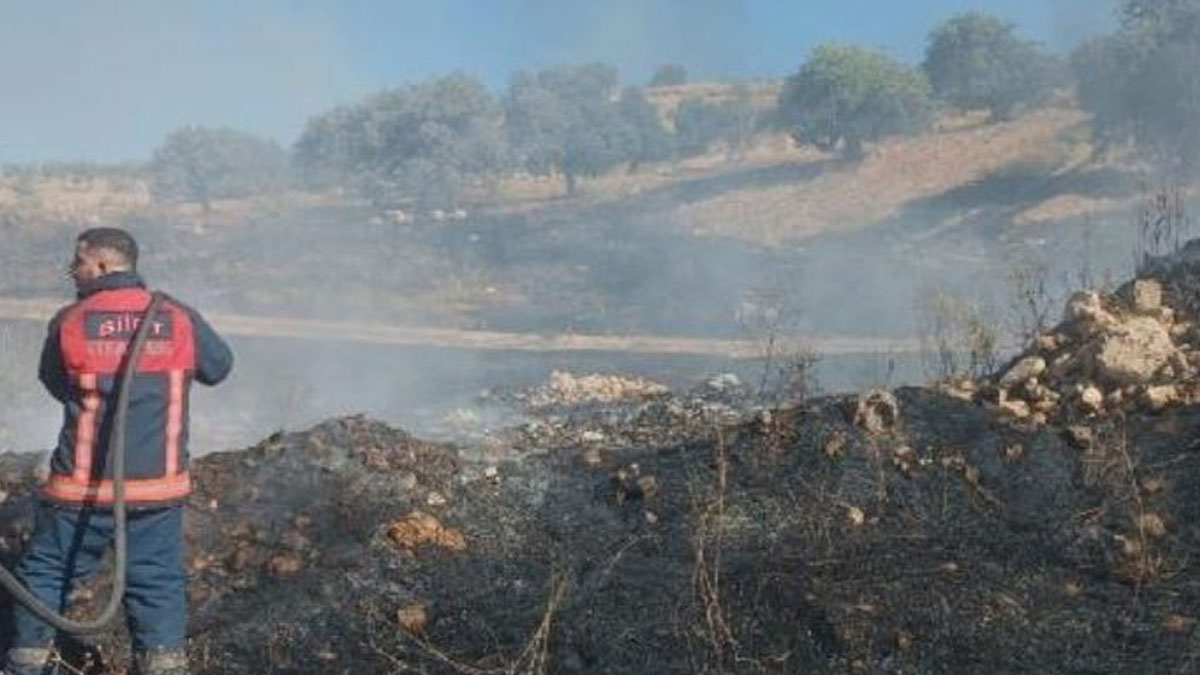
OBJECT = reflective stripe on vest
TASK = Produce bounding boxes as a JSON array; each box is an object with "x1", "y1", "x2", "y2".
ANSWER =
[
  {"x1": 73, "y1": 373, "x2": 101, "y2": 483},
  {"x1": 41, "y1": 472, "x2": 192, "y2": 504}
]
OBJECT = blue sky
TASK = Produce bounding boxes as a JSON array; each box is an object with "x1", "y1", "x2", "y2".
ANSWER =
[{"x1": 0, "y1": 0, "x2": 1117, "y2": 163}]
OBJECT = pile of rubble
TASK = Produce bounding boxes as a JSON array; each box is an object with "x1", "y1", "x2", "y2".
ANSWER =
[
  {"x1": 504, "y1": 370, "x2": 671, "y2": 409},
  {"x1": 956, "y1": 273, "x2": 1200, "y2": 425}
]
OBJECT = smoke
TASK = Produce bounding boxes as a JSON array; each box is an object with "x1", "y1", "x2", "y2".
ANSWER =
[
  {"x1": 1049, "y1": 0, "x2": 1119, "y2": 50},
  {"x1": 0, "y1": 0, "x2": 1177, "y2": 461}
]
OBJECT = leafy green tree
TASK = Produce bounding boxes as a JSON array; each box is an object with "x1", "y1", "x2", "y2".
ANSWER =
[
  {"x1": 1072, "y1": 0, "x2": 1200, "y2": 172},
  {"x1": 648, "y1": 64, "x2": 688, "y2": 87},
  {"x1": 294, "y1": 72, "x2": 507, "y2": 208},
  {"x1": 149, "y1": 126, "x2": 290, "y2": 210},
  {"x1": 674, "y1": 98, "x2": 756, "y2": 157},
  {"x1": 923, "y1": 12, "x2": 1060, "y2": 119},
  {"x1": 618, "y1": 87, "x2": 673, "y2": 169},
  {"x1": 776, "y1": 44, "x2": 934, "y2": 157},
  {"x1": 504, "y1": 63, "x2": 637, "y2": 193}
]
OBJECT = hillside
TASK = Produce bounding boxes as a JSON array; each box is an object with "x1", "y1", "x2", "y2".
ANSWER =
[{"x1": 0, "y1": 88, "x2": 1149, "y2": 246}]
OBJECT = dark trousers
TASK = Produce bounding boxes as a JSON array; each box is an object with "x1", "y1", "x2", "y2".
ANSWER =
[{"x1": 11, "y1": 502, "x2": 186, "y2": 651}]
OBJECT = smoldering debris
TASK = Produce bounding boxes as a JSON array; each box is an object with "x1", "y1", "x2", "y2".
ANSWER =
[{"x1": 1, "y1": 376, "x2": 1200, "y2": 673}]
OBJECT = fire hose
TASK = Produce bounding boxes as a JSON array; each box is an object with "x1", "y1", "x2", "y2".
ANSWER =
[{"x1": 0, "y1": 292, "x2": 164, "y2": 634}]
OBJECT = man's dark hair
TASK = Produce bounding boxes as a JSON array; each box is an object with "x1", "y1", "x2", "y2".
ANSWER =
[{"x1": 78, "y1": 227, "x2": 138, "y2": 269}]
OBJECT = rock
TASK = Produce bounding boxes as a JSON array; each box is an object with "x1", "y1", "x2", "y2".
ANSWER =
[
  {"x1": 266, "y1": 554, "x2": 304, "y2": 575},
  {"x1": 1064, "y1": 291, "x2": 1116, "y2": 336},
  {"x1": 1033, "y1": 333, "x2": 1060, "y2": 353},
  {"x1": 847, "y1": 506, "x2": 866, "y2": 527},
  {"x1": 1094, "y1": 317, "x2": 1179, "y2": 385},
  {"x1": 1013, "y1": 377, "x2": 1040, "y2": 400},
  {"x1": 1141, "y1": 477, "x2": 1166, "y2": 494},
  {"x1": 705, "y1": 373, "x2": 743, "y2": 391},
  {"x1": 1132, "y1": 279, "x2": 1163, "y2": 314},
  {"x1": 999, "y1": 356, "x2": 1047, "y2": 389},
  {"x1": 396, "y1": 603, "x2": 428, "y2": 633},
  {"x1": 940, "y1": 381, "x2": 975, "y2": 402},
  {"x1": 1141, "y1": 385, "x2": 1179, "y2": 411},
  {"x1": 1078, "y1": 385, "x2": 1104, "y2": 415},
  {"x1": 997, "y1": 399, "x2": 1031, "y2": 420},
  {"x1": 822, "y1": 430, "x2": 849, "y2": 458},
  {"x1": 852, "y1": 390, "x2": 900, "y2": 434},
  {"x1": 1137, "y1": 512, "x2": 1168, "y2": 539},
  {"x1": 1163, "y1": 614, "x2": 1194, "y2": 633},
  {"x1": 426, "y1": 491, "x2": 448, "y2": 507},
  {"x1": 386, "y1": 511, "x2": 467, "y2": 552},
  {"x1": 636, "y1": 475, "x2": 659, "y2": 500},
  {"x1": 1065, "y1": 425, "x2": 1095, "y2": 450},
  {"x1": 1105, "y1": 389, "x2": 1125, "y2": 408}
]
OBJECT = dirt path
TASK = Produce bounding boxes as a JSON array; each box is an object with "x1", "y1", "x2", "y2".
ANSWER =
[{"x1": 0, "y1": 297, "x2": 921, "y2": 358}]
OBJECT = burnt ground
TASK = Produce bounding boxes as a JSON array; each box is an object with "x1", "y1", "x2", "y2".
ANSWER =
[{"x1": 3, "y1": 384, "x2": 1200, "y2": 674}]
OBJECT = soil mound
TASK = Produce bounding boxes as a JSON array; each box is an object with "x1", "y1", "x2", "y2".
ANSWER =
[{"x1": 1, "y1": 380, "x2": 1200, "y2": 674}]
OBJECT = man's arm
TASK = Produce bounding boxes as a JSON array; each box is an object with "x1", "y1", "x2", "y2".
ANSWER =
[
  {"x1": 188, "y1": 308, "x2": 234, "y2": 386},
  {"x1": 38, "y1": 313, "x2": 69, "y2": 402}
]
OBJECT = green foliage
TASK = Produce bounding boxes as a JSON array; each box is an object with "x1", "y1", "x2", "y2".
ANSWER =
[
  {"x1": 618, "y1": 88, "x2": 673, "y2": 167},
  {"x1": 504, "y1": 63, "x2": 639, "y2": 193},
  {"x1": 648, "y1": 64, "x2": 688, "y2": 87},
  {"x1": 149, "y1": 126, "x2": 290, "y2": 209},
  {"x1": 923, "y1": 12, "x2": 1060, "y2": 119},
  {"x1": 776, "y1": 44, "x2": 934, "y2": 157},
  {"x1": 294, "y1": 72, "x2": 507, "y2": 208},
  {"x1": 1073, "y1": 0, "x2": 1200, "y2": 172},
  {"x1": 674, "y1": 98, "x2": 757, "y2": 157}
]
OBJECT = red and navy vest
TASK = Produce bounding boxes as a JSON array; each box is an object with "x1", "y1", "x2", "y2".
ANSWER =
[{"x1": 43, "y1": 284, "x2": 197, "y2": 505}]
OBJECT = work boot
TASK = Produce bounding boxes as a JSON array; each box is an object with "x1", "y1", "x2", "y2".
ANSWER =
[
  {"x1": 3, "y1": 646, "x2": 53, "y2": 675},
  {"x1": 133, "y1": 647, "x2": 188, "y2": 675}
]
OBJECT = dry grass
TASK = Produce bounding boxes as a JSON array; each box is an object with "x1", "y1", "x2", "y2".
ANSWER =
[
  {"x1": 367, "y1": 575, "x2": 570, "y2": 675},
  {"x1": 0, "y1": 174, "x2": 151, "y2": 224},
  {"x1": 674, "y1": 106, "x2": 1094, "y2": 243}
]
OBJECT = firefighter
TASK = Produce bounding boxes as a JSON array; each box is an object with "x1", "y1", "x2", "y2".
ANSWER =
[{"x1": 4, "y1": 228, "x2": 233, "y2": 675}]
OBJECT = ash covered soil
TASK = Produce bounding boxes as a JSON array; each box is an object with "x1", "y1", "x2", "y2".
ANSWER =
[{"x1": 10, "y1": 251, "x2": 1200, "y2": 673}]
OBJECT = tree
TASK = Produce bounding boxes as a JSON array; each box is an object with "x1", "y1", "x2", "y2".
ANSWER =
[
  {"x1": 148, "y1": 126, "x2": 290, "y2": 210},
  {"x1": 618, "y1": 88, "x2": 673, "y2": 169},
  {"x1": 923, "y1": 12, "x2": 1060, "y2": 119},
  {"x1": 504, "y1": 63, "x2": 637, "y2": 194},
  {"x1": 674, "y1": 98, "x2": 756, "y2": 158},
  {"x1": 294, "y1": 72, "x2": 507, "y2": 208},
  {"x1": 1072, "y1": 0, "x2": 1200, "y2": 172},
  {"x1": 776, "y1": 44, "x2": 934, "y2": 157},
  {"x1": 648, "y1": 64, "x2": 688, "y2": 87}
]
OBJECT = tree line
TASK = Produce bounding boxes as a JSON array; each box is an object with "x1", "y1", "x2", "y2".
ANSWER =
[{"x1": 142, "y1": 0, "x2": 1200, "y2": 212}]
